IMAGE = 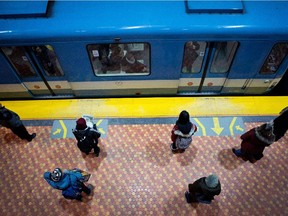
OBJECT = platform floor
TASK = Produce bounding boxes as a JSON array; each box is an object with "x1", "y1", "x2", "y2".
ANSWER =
[{"x1": 0, "y1": 119, "x2": 287, "y2": 216}]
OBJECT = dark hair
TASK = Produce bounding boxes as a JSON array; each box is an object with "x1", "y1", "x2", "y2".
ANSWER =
[
  {"x1": 177, "y1": 110, "x2": 190, "y2": 125},
  {"x1": 0, "y1": 111, "x2": 12, "y2": 120}
]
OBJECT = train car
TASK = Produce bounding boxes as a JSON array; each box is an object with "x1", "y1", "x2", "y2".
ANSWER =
[{"x1": 0, "y1": 0, "x2": 288, "y2": 99}]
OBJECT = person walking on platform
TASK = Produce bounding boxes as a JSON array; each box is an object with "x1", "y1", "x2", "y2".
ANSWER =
[
  {"x1": 171, "y1": 110, "x2": 197, "y2": 153},
  {"x1": 232, "y1": 122, "x2": 275, "y2": 163},
  {"x1": 72, "y1": 117, "x2": 101, "y2": 157},
  {"x1": 273, "y1": 106, "x2": 288, "y2": 142},
  {"x1": 0, "y1": 103, "x2": 36, "y2": 142},
  {"x1": 185, "y1": 174, "x2": 221, "y2": 204},
  {"x1": 44, "y1": 168, "x2": 93, "y2": 201}
]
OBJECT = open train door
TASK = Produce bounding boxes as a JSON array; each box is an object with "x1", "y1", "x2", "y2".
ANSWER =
[
  {"x1": 244, "y1": 42, "x2": 288, "y2": 94},
  {"x1": 1, "y1": 46, "x2": 74, "y2": 98},
  {"x1": 177, "y1": 41, "x2": 238, "y2": 94}
]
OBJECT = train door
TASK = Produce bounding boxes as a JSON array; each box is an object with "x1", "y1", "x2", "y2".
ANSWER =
[
  {"x1": 245, "y1": 42, "x2": 288, "y2": 94},
  {"x1": 1, "y1": 46, "x2": 73, "y2": 97},
  {"x1": 178, "y1": 41, "x2": 238, "y2": 94}
]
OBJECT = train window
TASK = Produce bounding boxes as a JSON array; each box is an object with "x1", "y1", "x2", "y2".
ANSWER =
[
  {"x1": 31, "y1": 45, "x2": 64, "y2": 76},
  {"x1": 87, "y1": 43, "x2": 150, "y2": 76},
  {"x1": 260, "y1": 43, "x2": 288, "y2": 74},
  {"x1": 210, "y1": 41, "x2": 238, "y2": 73},
  {"x1": 1, "y1": 46, "x2": 37, "y2": 77},
  {"x1": 182, "y1": 41, "x2": 206, "y2": 73}
]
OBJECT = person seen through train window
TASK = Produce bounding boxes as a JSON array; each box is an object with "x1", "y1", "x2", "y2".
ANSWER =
[
  {"x1": 34, "y1": 46, "x2": 58, "y2": 76},
  {"x1": 107, "y1": 44, "x2": 124, "y2": 71},
  {"x1": 0, "y1": 103, "x2": 36, "y2": 142},
  {"x1": 170, "y1": 110, "x2": 197, "y2": 153},
  {"x1": 273, "y1": 106, "x2": 288, "y2": 141},
  {"x1": 121, "y1": 51, "x2": 147, "y2": 73},
  {"x1": 183, "y1": 42, "x2": 200, "y2": 73},
  {"x1": 232, "y1": 122, "x2": 275, "y2": 163}
]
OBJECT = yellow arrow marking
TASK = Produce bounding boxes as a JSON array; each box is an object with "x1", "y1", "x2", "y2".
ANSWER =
[
  {"x1": 96, "y1": 119, "x2": 103, "y2": 126},
  {"x1": 229, "y1": 117, "x2": 237, "y2": 136},
  {"x1": 53, "y1": 128, "x2": 61, "y2": 135},
  {"x1": 98, "y1": 128, "x2": 106, "y2": 134},
  {"x1": 211, "y1": 117, "x2": 224, "y2": 135},
  {"x1": 193, "y1": 118, "x2": 206, "y2": 136},
  {"x1": 59, "y1": 120, "x2": 67, "y2": 138},
  {"x1": 235, "y1": 125, "x2": 244, "y2": 131}
]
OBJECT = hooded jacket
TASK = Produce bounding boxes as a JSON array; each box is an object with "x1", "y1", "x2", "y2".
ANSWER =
[
  {"x1": 240, "y1": 124, "x2": 275, "y2": 159},
  {"x1": 171, "y1": 121, "x2": 197, "y2": 143},
  {"x1": 188, "y1": 177, "x2": 221, "y2": 202},
  {"x1": 43, "y1": 170, "x2": 83, "y2": 190},
  {"x1": 72, "y1": 127, "x2": 101, "y2": 152}
]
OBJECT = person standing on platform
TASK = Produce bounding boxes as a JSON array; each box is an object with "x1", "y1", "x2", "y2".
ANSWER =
[
  {"x1": 171, "y1": 110, "x2": 197, "y2": 153},
  {"x1": 185, "y1": 174, "x2": 221, "y2": 204},
  {"x1": 44, "y1": 168, "x2": 93, "y2": 201},
  {"x1": 232, "y1": 122, "x2": 275, "y2": 163},
  {"x1": 273, "y1": 106, "x2": 288, "y2": 142},
  {"x1": 0, "y1": 103, "x2": 36, "y2": 142},
  {"x1": 72, "y1": 117, "x2": 101, "y2": 157}
]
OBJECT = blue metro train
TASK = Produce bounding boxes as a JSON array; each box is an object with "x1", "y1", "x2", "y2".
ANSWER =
[{"x1": 0, "y1": 0, "x2": 288, "y2": 99}]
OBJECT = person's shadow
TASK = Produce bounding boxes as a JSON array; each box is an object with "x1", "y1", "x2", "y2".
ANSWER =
[
  {"x1": 81, "y1": 140, "x2": 107, "y2": 172},
  {"x1": 144, "y1": 139, "x2": 172, "y2": 167},
  {"x1": 218, "y1": 148, "x2": 246, "y2": 170},
  {"x1": 174, "y1": 145, "x2": 198, "y2": 167},
  {"x1": 59, "y1": 195, "x2": 91, "y2": 216}
]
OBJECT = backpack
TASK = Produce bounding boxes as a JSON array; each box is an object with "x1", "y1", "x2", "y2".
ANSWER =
[
  {"x1": 61, "y1": 175, "x2": 82, "y2": 199},
  {"x1": 176, "y1": 136, "x2": 192, "y2": 150}
]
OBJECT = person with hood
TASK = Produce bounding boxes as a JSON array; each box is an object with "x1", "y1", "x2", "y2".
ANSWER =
[
  {"x1": 185, "y1": 174, "x2": 221, "y2": 204},
  {"x1": 72, "y1": 117, "x2": 101, "y2": 157},
  {"x1": 170, "y1": 110, "x2": 197, "y2": 153},
  {"x1": 232, "y1": 122, "x2": 275, "y2": 163},
  {"x1": 0, "y1": 103, "x2": 36, "y2": 142},
  {"x1": 273, "y1": 106, "x2": 288, "y2": 142},
  {"x1": 44, "y1": 168, "x2": 93, "y2": 201}
]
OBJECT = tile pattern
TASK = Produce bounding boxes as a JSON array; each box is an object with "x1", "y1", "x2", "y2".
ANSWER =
[{"x1": 0, "y1": 122, "x2": 287, "y2": 216}]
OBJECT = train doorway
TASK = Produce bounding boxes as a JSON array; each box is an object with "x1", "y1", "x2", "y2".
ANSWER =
[
  {"x1": 178, "y1": 41, "x2": 238, "y2": 94},
  {"x1": 1, "y1": 46, "x2": 74, "y2": 98}
]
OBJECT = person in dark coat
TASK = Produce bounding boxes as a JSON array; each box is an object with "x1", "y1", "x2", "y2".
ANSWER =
[
  {"x1": 0, "y1": 103, "x2": 36, "y2": 142},
  {"x1": 273, "y1": 106, "x2": 288, "y2": 142},
  {"x1": 171, "y1": 110, "x2": 197, "y2": 153},
  {"x1": 44, "y1": 168, "x2": 93, "y2": 201},
  {"x1": 232, "y1": 122, "x2": 275, "y2": 163},
  {"x1": 72, "y1": 118, "x2": 101, "y2": 157},
  {"x1": 185, "y1": 174, "x2": 221, "y2": 204}
]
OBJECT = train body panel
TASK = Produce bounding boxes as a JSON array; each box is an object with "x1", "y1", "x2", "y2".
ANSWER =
[{"x1": 0, "y1": 0, "x2": 287, "y2": 98}]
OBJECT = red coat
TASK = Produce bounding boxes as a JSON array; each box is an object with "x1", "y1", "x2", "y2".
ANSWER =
[{"x1": 240, "y1": 128, "x2": 268, "y2": 156}]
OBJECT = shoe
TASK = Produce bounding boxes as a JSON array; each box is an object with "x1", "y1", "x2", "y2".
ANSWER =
[
  {"x1": 185, "y1": 191, "x2": 192, "y2": 203},
  {"x1": 86, "y1": 184, "x2": 94, "y2": 195},
  {"x1": 232, "y1": 148, "x2": 240, "y2": 157},
  {"x1": 170, "y1": 143, "x2": 177, "y2": 153},
  {"x1": 27, "y1": 133, "x2": 36, "y2": 142}
]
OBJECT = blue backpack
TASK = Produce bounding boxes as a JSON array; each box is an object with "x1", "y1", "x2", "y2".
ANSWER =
[{"x1": 62, "y1": 176, "x2": 82, "y2": 199}]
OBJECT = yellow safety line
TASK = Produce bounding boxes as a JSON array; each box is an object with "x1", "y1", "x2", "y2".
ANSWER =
[
  {"x1": 229, "y1": 117, "x2": 237, "y2": 136},
  {"x1": 59, "y1": 120, "x2": 67, "y2": 138},
  {"x1": 193, "y1": 118, "x2": 206, "y2": 136},
  {"x1": 1, "y1": 96, "x2": 287, "y2": 119}
]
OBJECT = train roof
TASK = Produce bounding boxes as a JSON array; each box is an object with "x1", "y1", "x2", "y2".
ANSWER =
[{"x1": 0, "y1": 0, "x2": 288, "y2": 43}]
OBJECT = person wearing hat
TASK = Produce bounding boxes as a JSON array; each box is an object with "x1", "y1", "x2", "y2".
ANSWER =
[
  {"x1": 185, "y1": 174, "x2": 221, "y2": 204},
  {"x1": 72, "y1": 117, "x2": 101, "y2": 157},
  {"x1": 0, "y1": 103, "x2": 36, "y2": 142},
  {"x1": 232, "y1": 122, "x2": 276, "y2": 163},
  {"x1": 44, "y1": 168, "x2": 93, "y2": 201},
  {"x1": 273, "y1": 106, "x2": 288, "y2": 142}
]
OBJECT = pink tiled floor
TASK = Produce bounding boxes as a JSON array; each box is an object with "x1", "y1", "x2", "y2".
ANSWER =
[{"x1": 0, "y1": 123, "x2": 287, "y2": 216}]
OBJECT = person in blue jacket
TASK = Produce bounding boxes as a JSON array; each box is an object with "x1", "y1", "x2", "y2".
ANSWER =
[{"x1": 44, "y1": 168, "x2": 93, "y2": 201}]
